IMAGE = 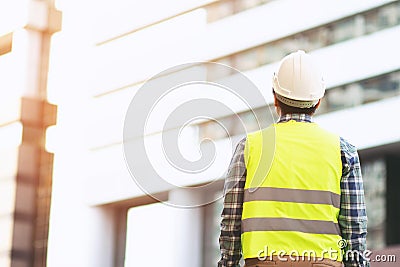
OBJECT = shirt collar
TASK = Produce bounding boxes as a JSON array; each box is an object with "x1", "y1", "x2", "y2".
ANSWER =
[{"x1": 278, "y1": 113, "x2": 312, "y2": 123}]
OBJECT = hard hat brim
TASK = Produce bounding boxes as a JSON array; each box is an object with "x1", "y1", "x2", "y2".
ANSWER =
[{"x1": 275, "y1": 92, "x2": 319, "y2": 108}]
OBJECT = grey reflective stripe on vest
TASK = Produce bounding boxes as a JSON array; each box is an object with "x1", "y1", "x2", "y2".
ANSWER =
[
  {"x1": 242, "y1": 218, "x2": 341, "y2": 235},
  {"x1": 244, "y1": 187, "x2": 340, "y2": 209}
]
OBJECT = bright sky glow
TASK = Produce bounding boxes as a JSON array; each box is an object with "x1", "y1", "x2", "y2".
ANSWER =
[{"x1": 0, "y1": 0, "x2": 29, "y2": 35}]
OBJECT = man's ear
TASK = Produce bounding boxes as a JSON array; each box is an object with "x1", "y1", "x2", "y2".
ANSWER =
[
  {"x1": 273, "y1": 94, "x2": 279, "y2": 108},
  {"x1": 273, "y1": 93, "x2": 281, "y2": 116},
  {"x1": 315, "y1": 99, "x2": 321, "y2": 109}
]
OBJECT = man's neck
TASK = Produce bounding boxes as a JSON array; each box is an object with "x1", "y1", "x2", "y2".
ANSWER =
[{"x1": 278, "y1": 113, "x2": 313, "y2": 123}]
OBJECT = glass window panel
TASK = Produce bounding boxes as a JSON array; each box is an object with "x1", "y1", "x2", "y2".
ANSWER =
[
  {"x1": 293, "y1": 33, "x2": 311, "y2": 51},
  {"x1": 332, "y1": 17, "x2": 355, "y2": 43},
  {"x1": 207, "y1": 0, "x2": 272, "y2": 22},
  {"x1": 324, "y1": 70, "x2": 400, "y2": 114},
  {"x1": 362, "y1": 159, "x2": 386, "y2": 249},
  {"x1": 207, "y1": 0, "x2": 234, "y2": 22},
  {"x1": 239, "y1": 110, "x2": 259, "y2": 132},
  {"x1": 319, "y1": 27, "x2": 334, "y2": 46},
  {"x1": 354, "y1": 15, "x2": 366, "y2": 37},
  {"x1": 361, "y1": 72, "x2": 400, "y2": 103},
  {"x1": 236, "y1": 0, "x2": 262, "y2": 11},
  {"x1": 199, "y1": 70, "x2": 400, "y2": 140},
  {"x1": 325, "y1": 87, "x2": 347, "y2": 111},
  {"x1": 377, "y1": 4, "x2": 399, "y2": 29},
  {"x1": 208, "y1": 57, "x2": 234, "y2": 81},
  {"x1": 234, "y1": 49, "x2": 259, "y2": 71},
  {"x1": 254, "y1": 105, "x2": 276, "y2": 128},
  {"x1": 257, "y1": 45, "x2": 269, "y2": 66},
  {"x1": 365, "y1": 9, "x2": 380, "y2": 34},
  {"x1": 209, "y1": 1, "x2": 400, "y2": 77},
  {"x1": 264, "y1": 41, "x2": 287, "y2": 64},
  {"x1": 200, "y1": 120, "x2": 229, "y2": 140},
  {"x1": 263, "y1": 44, "x2": 281, "y2": 65}
]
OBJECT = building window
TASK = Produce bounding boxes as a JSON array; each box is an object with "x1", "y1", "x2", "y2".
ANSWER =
[
  {"x1": 208, "y1": 1, "x2": 400, "y2": 80},
  {"x1": 332, "y1": 17, "x2": 356, "y2": 43},
  {"x1": 199, "y1": 105, "x2": 276, "y2": 141},
  {"x1": 200, "y1": 70, "x2": 400, "y2": 140},
  {"x1": 319, "y1": 70, "x2": 400, "y2": 113},
  {"x1": 362, "y1": 159, "x2": 386, "y2": 249},
  {"x1": 206, "y1": 0, "x2": 273, "y2": 23}
]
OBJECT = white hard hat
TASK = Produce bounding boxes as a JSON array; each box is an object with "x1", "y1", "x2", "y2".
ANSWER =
[{"x1": 272, "y1": 50, "x2": 325, "y2": 108}]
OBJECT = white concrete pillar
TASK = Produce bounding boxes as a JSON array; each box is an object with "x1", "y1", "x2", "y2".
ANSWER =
[{"x1": 169, "y1": 188, "x2": 204, "y2": 267}]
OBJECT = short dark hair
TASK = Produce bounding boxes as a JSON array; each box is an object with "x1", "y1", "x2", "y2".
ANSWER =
[{"x1": 273, "y1": 91, "x2": 318, "y2": 115}]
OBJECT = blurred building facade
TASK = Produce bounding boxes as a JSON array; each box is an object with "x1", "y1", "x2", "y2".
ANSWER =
[
  {"x1": 0, "y1": 0, "x2": 61, "y2": 267},
  {"x1": 3, "y1": 0, "x2": 399, "y2": 267}
]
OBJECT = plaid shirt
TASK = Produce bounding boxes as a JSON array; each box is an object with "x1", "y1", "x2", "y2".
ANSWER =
[{"x1": 218, "y1": 114, "x2": 368, "y2": 267}]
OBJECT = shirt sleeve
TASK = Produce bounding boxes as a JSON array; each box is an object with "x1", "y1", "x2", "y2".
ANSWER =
[
  {"x1": 218, "y1": 138, "x2": 247, "y2": 267},
  {"x1": 338, "y1": 137, "x2": 369, "y2": 267}
]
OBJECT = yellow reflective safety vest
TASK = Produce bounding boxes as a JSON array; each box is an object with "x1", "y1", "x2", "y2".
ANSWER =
[{"x1": 242, "y1": 120, "x2": 343, "y2": 261}]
